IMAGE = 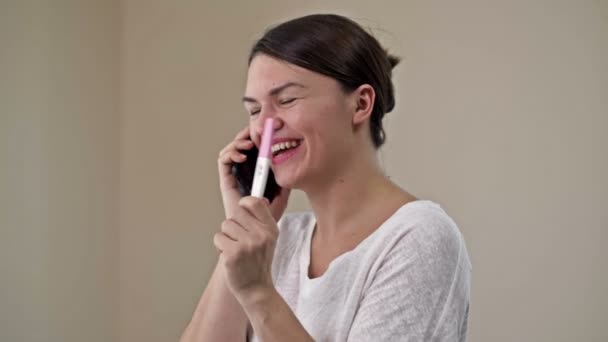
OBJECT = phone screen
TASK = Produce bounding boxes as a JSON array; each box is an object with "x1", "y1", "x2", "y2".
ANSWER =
[{"x1": 231, "y1": 144, "x2": 281, "y2": 203}]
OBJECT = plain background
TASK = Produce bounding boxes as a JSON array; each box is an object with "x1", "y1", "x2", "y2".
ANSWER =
[{"x1": 1, "y1": 0, "x2": 607, "y2": 341}]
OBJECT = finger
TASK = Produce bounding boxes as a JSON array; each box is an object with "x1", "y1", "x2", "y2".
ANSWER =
[
  {"x1": 219, "y1": 138, "x2": 254, "y2": 157},
  {"x1": 234, "y1": 126, "x2": 251, "y2": 140},
  {"x1": 218, "y1": 151, "x2": 247, "y2": 167},
  {"x1": 230, "y1": 203, "x2": 261, "y2": 227},
  {"x1": 213, "y1": 232, "x2": 235, "y2": 253},
  {"x1": 221, "y1": 218, "x2": 248, "y2": 241},
  {"x1": 238, "y1": 196, "x2": 274, "y2": 224},
  {"x1": 235, "y1": 139, "x2": 254, "y2": 150}
]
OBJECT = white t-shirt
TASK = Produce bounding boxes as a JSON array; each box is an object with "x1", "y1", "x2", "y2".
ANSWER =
[{"x1": 248, "y1": 199, "x2": 472, "y2": 342}]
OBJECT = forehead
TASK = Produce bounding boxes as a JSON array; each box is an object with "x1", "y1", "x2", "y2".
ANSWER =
[{"x1": 245, "y1": 55, "x2": 313, "y2": 94}]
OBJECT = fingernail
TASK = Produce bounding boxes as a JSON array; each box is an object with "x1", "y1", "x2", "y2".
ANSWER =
[{"x1": 264, "y1": 198, "x2": 270, "y2": 205}]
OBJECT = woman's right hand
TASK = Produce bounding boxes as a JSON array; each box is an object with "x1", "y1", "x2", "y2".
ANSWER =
[{"x1": 217, "y1": 126, "x2": 291, "y2": 222}]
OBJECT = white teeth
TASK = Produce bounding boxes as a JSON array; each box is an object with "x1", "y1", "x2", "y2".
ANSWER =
[{"x1": 271, "y1": 140, "x2": 301, "y2": 154}]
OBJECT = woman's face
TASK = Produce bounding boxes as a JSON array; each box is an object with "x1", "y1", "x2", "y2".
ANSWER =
[{"x1": 244, "y1": 54, "x2": 357, "y2": 190}]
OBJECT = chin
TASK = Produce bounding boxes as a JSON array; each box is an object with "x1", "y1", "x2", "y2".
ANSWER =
[
  {"x1": 274, "y1": 173, "x2": 293, "y2": 189},
  {"x1": 273, "y1": 169, "x2": 301, "y2": 190}
]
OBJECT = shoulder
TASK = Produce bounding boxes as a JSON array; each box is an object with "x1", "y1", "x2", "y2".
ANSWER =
[
  {"x1": 384, "y1": 200, "x2": 472, "y2": 271},
  {"x1": 349, "y1": 201, "x2": 472, "y2": 341}
]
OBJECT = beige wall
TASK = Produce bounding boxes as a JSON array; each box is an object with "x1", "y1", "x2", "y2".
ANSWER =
[
  {"x1": 0, "y1": 1, "x2": 120, "y2": 341},
  {"x1": 2, "y1": 0, "x2": 606, "y2": 341},
  {"x1": 121, "y1": 1, "x2": 608, "y2": 341}
]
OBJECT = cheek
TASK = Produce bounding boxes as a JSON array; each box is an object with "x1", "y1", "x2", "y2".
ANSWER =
[
  {"x1": 299, "y1": 108, "x2": 349, "y2": 156},
  {"x1": 313, "y1": 103, "x2": 351, "y2": 140},
  {"x1": 289, "y1": 98, "x2": 350, "y2": 143}
]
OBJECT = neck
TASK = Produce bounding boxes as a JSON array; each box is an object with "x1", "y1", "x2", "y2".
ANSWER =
[{"x1": 302, "y1": 146, "x2": 407, "y2": 241}]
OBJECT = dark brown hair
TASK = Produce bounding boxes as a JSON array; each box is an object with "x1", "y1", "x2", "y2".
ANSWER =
[{"x1": 248, "y1": 14, "x2": 400, "y2": 149}]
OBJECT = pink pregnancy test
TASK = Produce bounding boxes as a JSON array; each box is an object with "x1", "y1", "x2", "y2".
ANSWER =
[{"x1": 251, "y1": 118, "x2": 274, "y2": 198}]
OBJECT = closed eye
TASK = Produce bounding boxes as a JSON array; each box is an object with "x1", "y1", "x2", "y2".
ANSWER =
[
  {"x1": 280, "y1": 98, "x2": 296, "y2": 105},
  {"x1": 249, "y1": 98, "x2": 297, "y2": 116}
]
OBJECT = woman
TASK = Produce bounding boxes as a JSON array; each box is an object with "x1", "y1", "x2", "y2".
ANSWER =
[{"x1": 181, "y1": 14, "x2": 471, "y2": 342}]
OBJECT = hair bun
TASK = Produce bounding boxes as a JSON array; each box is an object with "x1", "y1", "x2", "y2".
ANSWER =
[{"x1": 387, "y1": 52, "x2": 400, "y2": 69}]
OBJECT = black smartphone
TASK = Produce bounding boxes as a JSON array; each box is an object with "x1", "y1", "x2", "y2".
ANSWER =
[{"x1": 231, "y1": 144, "x2": 281, "y2": 203}]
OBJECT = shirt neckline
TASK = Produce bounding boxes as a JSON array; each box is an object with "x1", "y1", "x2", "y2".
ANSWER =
[{"x1": 301, "y1": 199, "x2": 436, "y2": 282}]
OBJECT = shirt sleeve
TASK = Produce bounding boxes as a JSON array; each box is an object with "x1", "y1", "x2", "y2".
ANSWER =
[{"x1": 347, "y1": 219, "x2": 471, "y2": 342}]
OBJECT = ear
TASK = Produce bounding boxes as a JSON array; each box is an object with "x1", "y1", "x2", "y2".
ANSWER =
[{"x1": 351, "y1": 84, "x2": 375, "y2": 126}]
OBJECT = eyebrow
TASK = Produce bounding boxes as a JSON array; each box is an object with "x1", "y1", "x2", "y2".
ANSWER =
[{"x1": 242, "y1": 82, "x2": 306, "y2": 103}]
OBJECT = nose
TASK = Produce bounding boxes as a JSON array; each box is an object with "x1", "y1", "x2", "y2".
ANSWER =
[{"x1": 252, "y1": 113, "x2": 283, "y2": 146}]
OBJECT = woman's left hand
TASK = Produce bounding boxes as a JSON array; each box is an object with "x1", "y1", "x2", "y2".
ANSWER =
[{"x1": 213, "y1": 196, "x2": 278, "y2": 304}]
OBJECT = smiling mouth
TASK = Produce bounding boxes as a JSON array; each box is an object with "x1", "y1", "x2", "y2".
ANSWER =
[
  {"x1": 271, "y1": 139, "x2": 303, "y2": 157},
  {"x1": 271, "y1": 140, "x2": 303, "y2": 166}
]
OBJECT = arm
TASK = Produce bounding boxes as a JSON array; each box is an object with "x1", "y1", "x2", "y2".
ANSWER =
[
  {"x1": 180, "y1": 192, "x2": 291, "y2": 342},
  {"x1": 179, "y1": 258, "x2": 248, "y2": 342},
  {"x1": 239, "y1": 287, "x2": 314, "y2": 342},
  {"x1": 212, "y1": 196, "x2": 314, "y2": 341},
  {"x1": 185, "y1": 124, "x2": 292, "y2": 341}
]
